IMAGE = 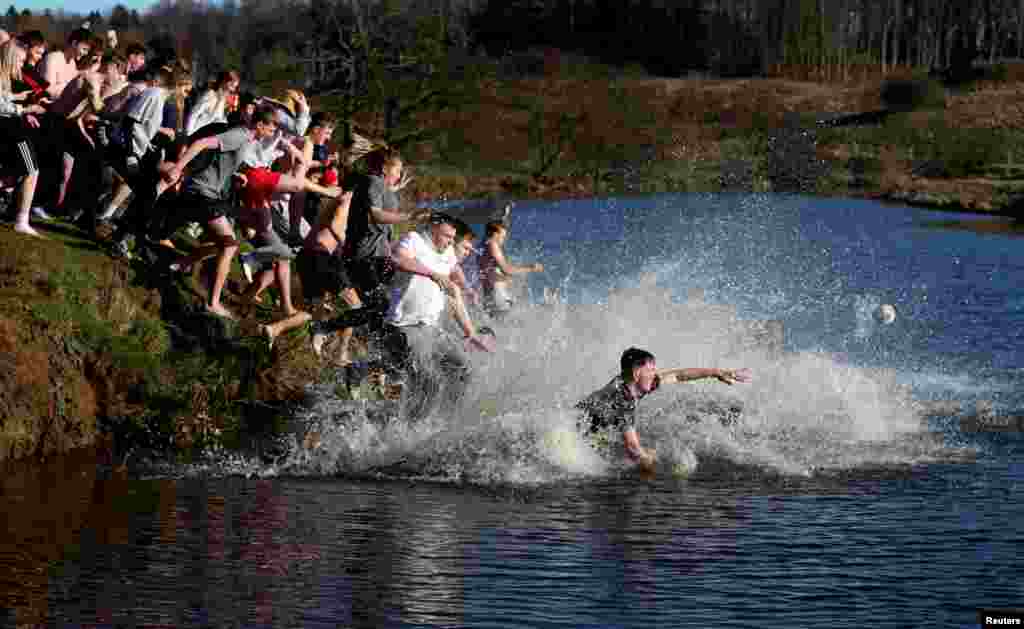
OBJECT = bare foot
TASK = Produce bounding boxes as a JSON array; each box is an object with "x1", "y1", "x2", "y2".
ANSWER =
[
  {"x1": 13, "y1": 223, "x2": 44, "y2": 238},
  {"x1": 206, "y1": 303, "x2": 236, "y2": 320}
]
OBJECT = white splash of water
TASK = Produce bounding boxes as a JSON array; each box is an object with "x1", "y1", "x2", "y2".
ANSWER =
[{"x1": 281, "y1": 267, "x2": 949, "y2": 484}]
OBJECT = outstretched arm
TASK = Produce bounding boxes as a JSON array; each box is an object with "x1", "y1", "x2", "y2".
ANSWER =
[
  {"x1": 487, "y1": 239, "x2": 543, "y2": 276},
  {"x1": 657, "y1": 367, "x2": 751, "y2": 385}
]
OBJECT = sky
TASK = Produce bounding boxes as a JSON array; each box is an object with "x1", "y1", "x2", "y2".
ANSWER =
[{"x1": 14, "y1": 0, "x2": 156, "y2": 17}]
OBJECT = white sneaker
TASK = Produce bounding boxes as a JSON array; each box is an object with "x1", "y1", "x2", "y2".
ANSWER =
[
  {"x1": 31, "y1": 206, "x2": 54, "y2": 221},
  {"x1": 239, "y1": 252, "x2": 256, "y2": 284}
]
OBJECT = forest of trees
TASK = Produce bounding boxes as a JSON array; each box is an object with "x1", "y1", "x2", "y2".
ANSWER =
[
  {"x1": 4, "y1": 0, "x2": 1019, "y2": 119},
  {"x1": 7, "y1": 0, "x2": 1020, "y2": 85}
]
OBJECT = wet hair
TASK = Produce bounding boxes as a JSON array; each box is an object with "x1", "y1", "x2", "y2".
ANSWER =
[
  {"x1": 364, "y1": 146, "x2": 401, "y2": 175},
  {"x1": 485, "y1": 220, "x2": 506, "y2": 239},
  {"x1": 620, "y1": 347, "x2": 655, "y2": 382},
  {"x1": 17, "y1": 30, "x2": 45, "y2": 49}
]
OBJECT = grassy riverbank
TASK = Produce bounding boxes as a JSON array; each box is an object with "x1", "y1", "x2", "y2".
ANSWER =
[{"x1": 392, "y1": 61, "x2": 1024, "y2": 215}]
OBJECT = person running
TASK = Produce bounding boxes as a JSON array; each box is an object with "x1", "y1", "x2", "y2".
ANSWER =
[
  {"x1": 478, "y1": 217, "x2": 544, "y2": 319},
  {"x1": 576, "y1": 347, "x2": 751, "y2": 469},
  {"x1": 376, "y1": 213, "x2": 491, "y2": 418},
  {"x1": 155, "y1": 106, "x2": 278, "y2": 319},
  {"x1": 309, "y1": 146, "x2": 430, "y2": 354}
]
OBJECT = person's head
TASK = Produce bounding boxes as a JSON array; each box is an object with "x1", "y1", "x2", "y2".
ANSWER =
[
  {"x1": 17, "y1": 31, "x2": 45, "y2": 65},
  {"x1": 106, "y1": 29, "x2": 117, "y2": 49},
  {"x1": 212, "y1": 69, "x2": 239, "y2": 95},
  {"x1": 485, "y1": 219, "x2": 507, "y2": 244},
  {"x1": 250, "y1": 106, "x2": 279, "y2": 139},
  {"x1": 67, "y1": 27, "x2": 92, "y2": 59},
  {"x1": 452, "y1": 219, "x2": 476, "y2": 261},
  {"x1": 308, "y1": 111, "x2": 336, "y2": 144},
  {"x1": 124, "y1": 43, "x2": 146, "y2": 72},
  {"x1": 366, "y1": 146, "x2": 403, "y2": 185},
  {"x1": 427, "y1": 213, "x2": 458, "y2": 253},
  {"x1": 0, "y1": 40, "x2": 27, "y2": 91},
  {"x1": 620, "y1": 347, "x2": 657, "y2": 391}
]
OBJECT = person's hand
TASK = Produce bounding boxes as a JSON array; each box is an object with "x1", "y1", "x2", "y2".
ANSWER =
[
  {"x1": 14, "y1": 90, "x2": 32, "y2": 102},
  {"x1": 24, "y1": 104, "x2": 46, "y2": 116},
  {"x1": 158, "y1": 127, "x2": 175, "y2": 141},
  {"x1": 294, "y1": 92, "x2": 308, "y2": 112},
  {"x1": 232, "y1": 171, "x2": 248, "y2": 187},
  {"x1": 637, "y1": 448, "x2": 657, "y2": 470},
  {"x1": 715, "y1": 368, "x2": 752, "y2": 385},
  {"x1": 393, "y1": 170, "x2": 413, "y2": 191},
  {"x1": 430, "y1": 271, "x2": 454, "y2": 294},
  {"x1": 24, "y1": 114, "x2": 40, "y2": 128},
  {"x1": 531, "y1": 262, "x2": 544, "y2": 273}
]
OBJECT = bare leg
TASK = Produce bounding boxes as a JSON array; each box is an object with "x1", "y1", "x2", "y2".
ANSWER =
[
  {"x1": 56, "y1": 153, "x2": 73, "y2": 210},
  {"x1": 262, "y1": 310, "x2": 312, "y2": 349},
  {"x1": 13, "y1": 172, "x2": 42, "y2": 238},
  {"x1": 243, "y1": 268, "x2": 275, "y2": 304},
  {"x1": 204, "y1": 216, "x2": 239, "y2": 319},
  {"x1": 274, "y1": 260, "x2": 297, "y2": 315}
]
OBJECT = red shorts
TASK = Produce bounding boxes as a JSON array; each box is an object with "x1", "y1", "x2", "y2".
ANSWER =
[{"x1": 241, "y1": 167, "x2": 281, "y2": 209}]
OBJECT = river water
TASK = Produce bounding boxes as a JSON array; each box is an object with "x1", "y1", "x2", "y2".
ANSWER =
[{"x1": 2, "y1": 193, "x2": 1022, "y2": 628}]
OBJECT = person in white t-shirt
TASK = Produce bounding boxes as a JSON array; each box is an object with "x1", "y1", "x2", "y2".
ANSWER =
[{"x1": 375, "y1": 214, "x2": 491, "y2": 417}]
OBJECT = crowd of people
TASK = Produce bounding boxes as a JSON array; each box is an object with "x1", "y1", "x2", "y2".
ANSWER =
[
  {"x1": 1, "y1": 26, "x2": 752, "y2": 469},
  {"x1": 0, "y1": 26, "x2": 552, "y2": 415}
]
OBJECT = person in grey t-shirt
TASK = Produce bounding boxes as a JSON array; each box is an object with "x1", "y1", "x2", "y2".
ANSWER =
[
  {"x1": 577, "y1": 348, "x2": 751, "y2": 471},
  {"x1": 156, "y1": 108, "x2": 277, "y2": 319},
  {"x1": 313, "y1": 147, "x2": 429, "y2": 354}
]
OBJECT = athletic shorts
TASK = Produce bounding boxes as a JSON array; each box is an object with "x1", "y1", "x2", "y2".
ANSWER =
[
  {"x1": 0, "y1": 136, "x2": 39, "y2": 179},
  {"x1": 160, "y1": 191, "x2": 233, "y2": 235},
  {"x1": 297, "y1": 247, "x2": 351, "y2": 303},
  {"x1": 241, "y1": 167, "x2": 281, "y2": 209}
]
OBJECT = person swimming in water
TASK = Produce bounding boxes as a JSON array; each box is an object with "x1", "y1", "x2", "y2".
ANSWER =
[{"x1": 576, "y1": 348, "x2": 751, "y2": 469}]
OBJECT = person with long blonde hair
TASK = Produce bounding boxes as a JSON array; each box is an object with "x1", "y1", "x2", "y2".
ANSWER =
[{"x1": 0, "y1": 40, "x2": 47, "y2": 237}]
